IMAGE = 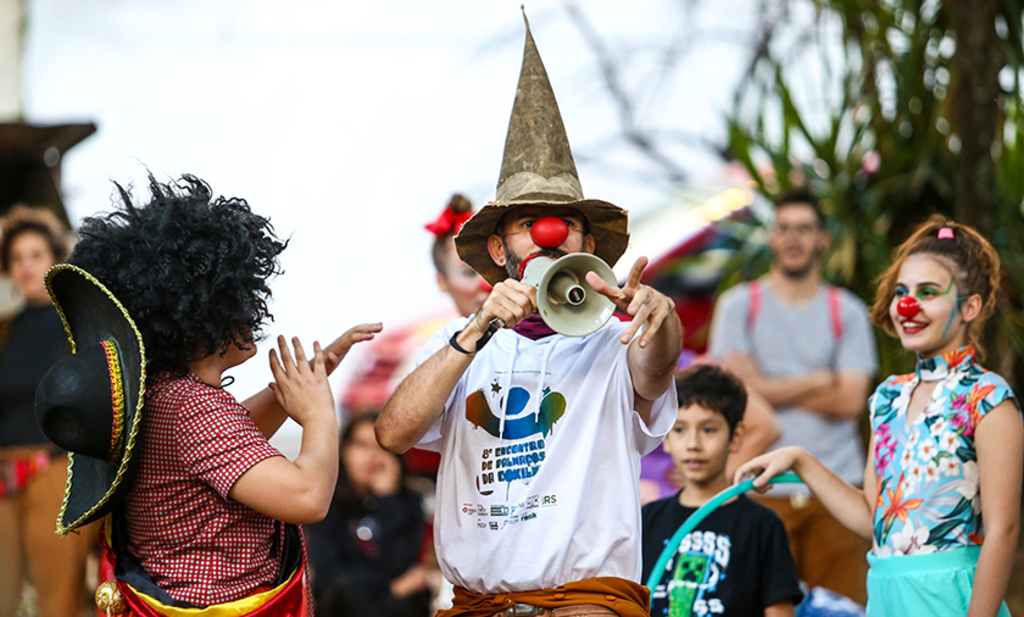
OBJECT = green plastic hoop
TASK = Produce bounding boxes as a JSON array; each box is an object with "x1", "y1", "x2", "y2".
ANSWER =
[{"x1": 646, "y1": 472, "x2": 804, "y2": 604}]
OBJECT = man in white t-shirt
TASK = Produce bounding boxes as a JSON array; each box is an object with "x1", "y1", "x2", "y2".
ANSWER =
[{"x1": 376, "y1": 14, "x2": 682, "y2": 617}]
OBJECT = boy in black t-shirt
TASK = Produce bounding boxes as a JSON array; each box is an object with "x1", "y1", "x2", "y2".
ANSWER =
[{"x1": 642, "y1": 365, "x2": 802, "y2": 617}]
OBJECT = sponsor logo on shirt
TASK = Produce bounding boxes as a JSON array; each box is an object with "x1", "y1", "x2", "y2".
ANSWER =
[
  {"x1": 464, "y1": 372, "x2": 566, "y2": 530},
  {"x1": 468, "y1": 380, "x2": 566, "y2": 496}
]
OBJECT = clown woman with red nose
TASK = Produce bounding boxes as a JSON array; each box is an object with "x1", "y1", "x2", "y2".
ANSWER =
[{"x1": 736, "y1": 217, "x2": 1022, "y2": 617}]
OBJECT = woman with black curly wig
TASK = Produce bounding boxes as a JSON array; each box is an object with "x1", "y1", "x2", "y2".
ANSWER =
[{"x1": 70, "y1": 174, "x2": 381, "y2": 613}]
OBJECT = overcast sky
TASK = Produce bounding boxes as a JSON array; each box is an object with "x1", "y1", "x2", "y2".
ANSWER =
[{"x1": 23, "y1": 0, "x2": 765, "y2": 453}]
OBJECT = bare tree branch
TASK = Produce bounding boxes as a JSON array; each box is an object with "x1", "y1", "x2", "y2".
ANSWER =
[{"x1": 561, "y1": 0, "x2": 690, "y2": 183}]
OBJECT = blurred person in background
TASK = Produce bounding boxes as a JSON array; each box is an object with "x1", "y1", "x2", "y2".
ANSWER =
[
  {"x1": 343, "y1": 194, "x2": 490, "y2": 471},
  {"x1": 339, "y1": 193, "x2": 489, "y2": 421},
  {"x1": 407, "y1": 194, "x2": 491, "y2": 477},
  {"x1": 0, "y1": 207, "x2": 94, "y2": 617},
  {"x1": 427, "y1": 193, "x2": 492, "y2": 319},
  {"x1": 306, "y1": 413, "x2": 435, "y2": 617},
  {"x1": 708, "y1": 191, "x2": 877, "y2": 603}
]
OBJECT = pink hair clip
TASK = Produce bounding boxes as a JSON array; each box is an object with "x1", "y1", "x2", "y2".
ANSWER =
[{"x1": 938, "y1": 227, "x2": 954, "y2": 240}]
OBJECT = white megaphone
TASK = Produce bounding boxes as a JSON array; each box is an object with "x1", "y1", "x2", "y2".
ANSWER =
[{"x1": 519, "y1": 253, "x2": 618, "y2": 337}]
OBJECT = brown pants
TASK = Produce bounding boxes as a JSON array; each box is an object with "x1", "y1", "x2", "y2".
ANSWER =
[
  {"x1": 755, "y1": 494, "x2": 868, "y2": 605},
  {"x1": 0, "y1": 450, "x2": 97, "y2": 617}
]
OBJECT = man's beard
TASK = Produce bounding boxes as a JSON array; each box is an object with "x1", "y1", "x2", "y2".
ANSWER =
[
  {"x1": 777, "y1": 250, "x2": 822, "y2": 280},
  {"x1": 504, "y1": 246, "x2": 568, "y2": 280}
]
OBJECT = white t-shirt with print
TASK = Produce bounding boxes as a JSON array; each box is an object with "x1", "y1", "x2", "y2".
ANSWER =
[{"x1": 416, "y1": 317, "x2": 677, "y2": 594}]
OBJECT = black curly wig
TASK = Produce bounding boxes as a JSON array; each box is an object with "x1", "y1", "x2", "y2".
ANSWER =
[{"x1": 70, "y1": 174, "x2": 287, "y2": 374}]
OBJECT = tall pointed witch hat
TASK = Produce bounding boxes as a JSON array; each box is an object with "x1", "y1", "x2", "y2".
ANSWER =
[{"x1": 455, "y1": 10, "x2": 629, "y2": 285}]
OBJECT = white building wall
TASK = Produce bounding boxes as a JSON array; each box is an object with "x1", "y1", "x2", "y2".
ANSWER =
[
  {"x1": 0, "y1": 0, "x2": 22, "y2": 312},
  {"x1": 0, "y1": 0, "x2": 23, "y2": 119}
]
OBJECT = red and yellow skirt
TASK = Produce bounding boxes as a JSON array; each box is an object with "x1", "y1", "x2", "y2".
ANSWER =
[{"x1": 95, "y1": 516, "x2": 310, "y2": 617}]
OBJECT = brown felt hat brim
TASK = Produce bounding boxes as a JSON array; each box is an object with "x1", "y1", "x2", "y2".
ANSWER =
[{"x1": 454, "y1": 198, "x2": 629, "y2": 286}]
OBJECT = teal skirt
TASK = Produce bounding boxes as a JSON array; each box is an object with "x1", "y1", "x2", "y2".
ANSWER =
[{"x1": 866, "y1": 546, "x2": 1010, "y2": 616}]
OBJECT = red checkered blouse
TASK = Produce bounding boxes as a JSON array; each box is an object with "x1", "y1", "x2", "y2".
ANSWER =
[{"x1": 124, "y1": 371, "x2": 285, "y2": 606}]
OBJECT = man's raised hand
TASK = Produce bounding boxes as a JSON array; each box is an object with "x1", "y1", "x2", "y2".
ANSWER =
[
  {"x1": 470, "y1": 279, "x2": 537, "y2": 335},
  {"x1": 586, "y1": 256, "x2": 676, "y2": 347}
]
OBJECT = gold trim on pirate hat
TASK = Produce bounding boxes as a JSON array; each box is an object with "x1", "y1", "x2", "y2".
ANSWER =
[
  {"x1": 34, "y1": 264, "x2": 146, "y2": 535},
  {"x1": 455, "y1": 9, "x2": 629, "y2": 285}
]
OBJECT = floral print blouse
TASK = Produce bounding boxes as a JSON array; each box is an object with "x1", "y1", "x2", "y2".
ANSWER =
[{"x1": 869, "y1": 346, "x2": 1019, "y2": 557}]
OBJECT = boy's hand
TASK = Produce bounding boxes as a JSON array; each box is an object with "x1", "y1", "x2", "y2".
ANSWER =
[
  {"x1": 390, "y1": 564, "x2": 433, "y2": 598},
  {"x1": 323, "y1": 323, "x2": 382, "y2": 375},
  {"x1": 268, "y1": 336, "x2": 334, "y2": 426}
]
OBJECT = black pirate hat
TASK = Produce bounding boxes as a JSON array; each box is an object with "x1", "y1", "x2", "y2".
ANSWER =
[{"x1": 35, "y1": 264, "x2": 146, "y2": 535}]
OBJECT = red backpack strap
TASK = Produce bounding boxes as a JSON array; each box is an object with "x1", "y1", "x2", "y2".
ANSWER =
[
  {"x1": 746, "y1": 280, "x2": 762, "y2": 333},
  {"x1": 827, "y1": 286, "x2": 844, "y2": 340}
]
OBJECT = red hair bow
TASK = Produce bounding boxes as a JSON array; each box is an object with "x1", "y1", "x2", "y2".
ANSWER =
[{"x1": 425, "y1": 207, "x2": 473, "y2": 237}]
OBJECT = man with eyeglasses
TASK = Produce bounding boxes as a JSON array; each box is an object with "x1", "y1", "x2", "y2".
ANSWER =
[{"x1": 707, "y1": 191, "x2": 877, "y2": 605}]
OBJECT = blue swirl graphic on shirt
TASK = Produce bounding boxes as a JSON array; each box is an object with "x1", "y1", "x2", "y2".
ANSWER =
[{"x1": 465, "y1": 386, "x2": 566, "y2": 439}]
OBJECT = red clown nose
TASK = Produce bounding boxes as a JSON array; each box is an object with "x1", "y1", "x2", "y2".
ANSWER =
[
  {"x1": 530, "y1": 217, "x2": 569, "y2": 249},
  {"x1": 896, "y1": 296, "x2": 920, "y2": 318}
]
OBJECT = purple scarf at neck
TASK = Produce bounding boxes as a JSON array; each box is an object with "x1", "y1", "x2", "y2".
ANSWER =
[{"x1": 512, "y1": 314, "x2": 557, "y2": 340}]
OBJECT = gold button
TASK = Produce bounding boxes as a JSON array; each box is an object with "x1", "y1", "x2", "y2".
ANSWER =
[
  {"x1": 554, "y1": 593, "x2": 565, "y2": 600},
  {"x1": 605, "y1": 595, "x2": 616, "y2": 601}
]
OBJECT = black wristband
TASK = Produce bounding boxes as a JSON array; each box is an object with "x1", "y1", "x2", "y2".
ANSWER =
[
  {"x1": 449, "y1": 318, "x2": 502, "y2": 354},
  {"x1": 449, "y1": 330, "x2": 475, "y2": 354}
]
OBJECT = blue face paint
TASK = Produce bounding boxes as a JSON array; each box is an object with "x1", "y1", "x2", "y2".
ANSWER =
[{"x1": 938, "y1": 286, "x2": 963, "y2": 340}]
